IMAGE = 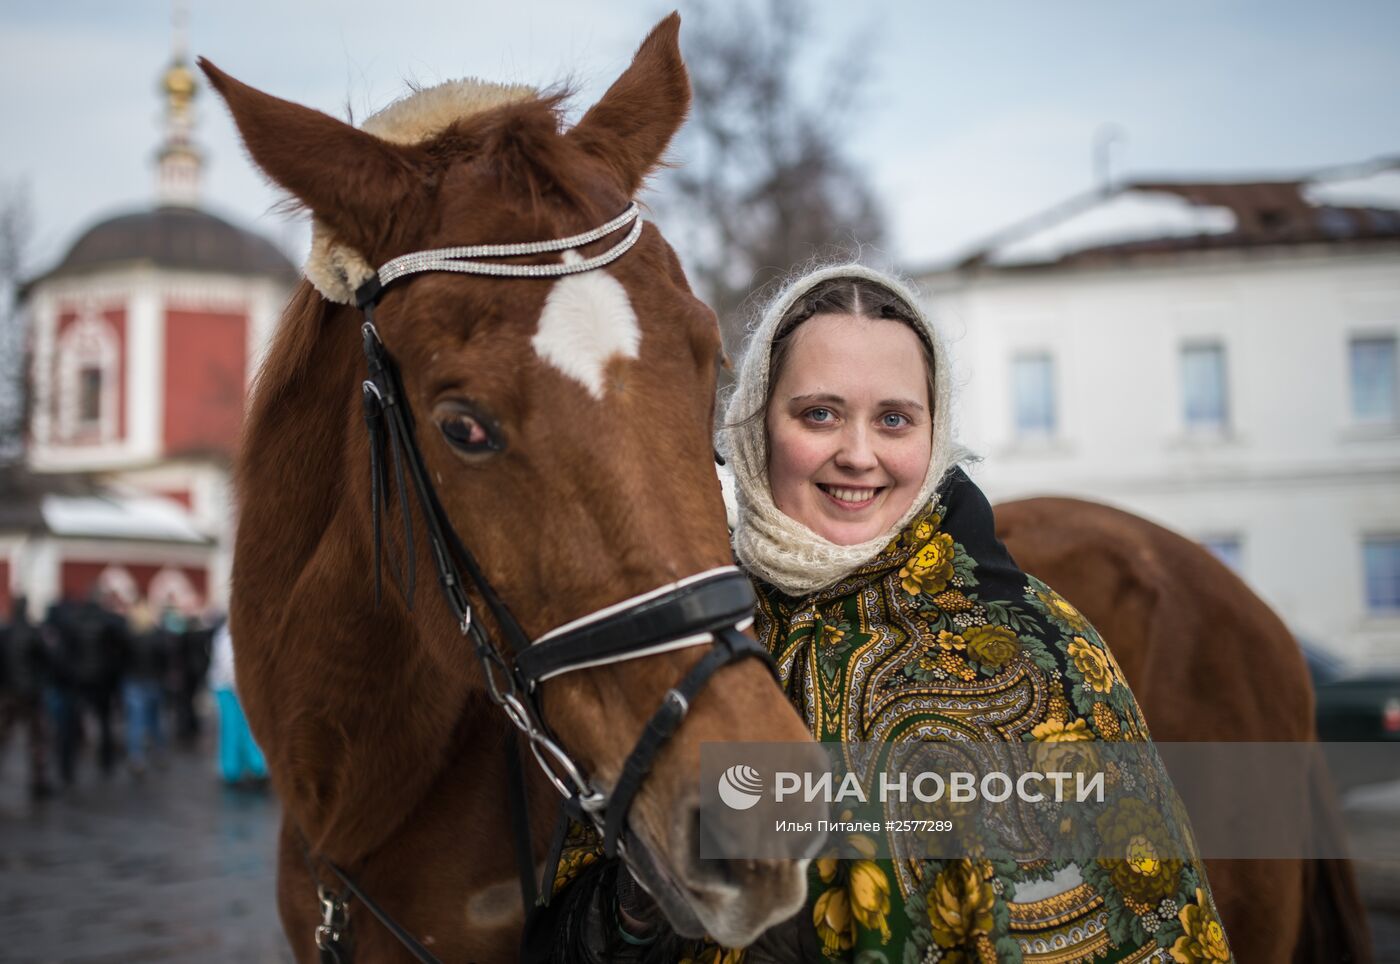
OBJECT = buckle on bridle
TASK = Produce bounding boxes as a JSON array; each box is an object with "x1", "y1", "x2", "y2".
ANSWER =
[{"x1": 314, "y1": 884, "x2": 348, "y2": 951}]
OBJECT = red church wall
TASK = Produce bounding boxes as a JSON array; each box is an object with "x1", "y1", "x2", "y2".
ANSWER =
[
  {"x1": 55, "y1": 304, "x2": 127, "y2": 442},
  {"x1": 0, "y1": 558, "x2": 11, "y2": 617},
  {"x1": 153, "y1": 488, "x2": 193, "y2": 510},
  {"x1": 163, "y1": 307, "x2": 247, "y2": 457},
  {"x1": 59, "y1": 560, "x2": 208, "y2": 611}
]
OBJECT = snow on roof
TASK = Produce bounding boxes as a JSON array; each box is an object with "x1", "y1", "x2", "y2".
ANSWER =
[
  {"x1": 1303, "y1": 167, "x2": 1400, "y2": 210},
  {"x1": 942, "y1": 158, "x2": 1400, "y2": 273},
  {"x1": 989, "y1": 191, "x2": 1237, "y2": 268},
  {"x1": 41, "y1": 493, "x2": 209, "y2": 544}
]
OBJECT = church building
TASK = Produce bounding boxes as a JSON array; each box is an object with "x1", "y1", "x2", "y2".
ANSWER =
[{"x1": 0, "y1": 46, "x2": 295, "y2": 617}]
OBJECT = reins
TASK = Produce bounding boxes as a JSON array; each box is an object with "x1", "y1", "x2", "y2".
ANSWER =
[{"x1": 304, "y1": 203, "x2": 775, "y2": 962}]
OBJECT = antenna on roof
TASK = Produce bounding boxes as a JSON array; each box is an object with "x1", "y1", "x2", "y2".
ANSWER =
[{"x1": 1093, "y1": 123, "x2": 1126, "y2": 196}]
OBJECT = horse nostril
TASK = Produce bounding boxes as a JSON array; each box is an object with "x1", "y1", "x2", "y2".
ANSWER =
[{"x1": 691, "y1": 805, "x2": 743, "y2": 885}]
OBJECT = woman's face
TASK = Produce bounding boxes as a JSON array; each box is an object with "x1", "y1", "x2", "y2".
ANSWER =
[{"x1": 765, "y1": 313, "x2": 932, "y2": 545}]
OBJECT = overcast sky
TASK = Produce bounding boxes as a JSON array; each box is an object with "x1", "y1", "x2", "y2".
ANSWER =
[{"x1": 4, "y1": 0, "x2": 1398, "y2": 278}]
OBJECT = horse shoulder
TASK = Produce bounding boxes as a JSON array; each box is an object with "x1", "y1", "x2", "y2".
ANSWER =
[{"x1": 995, "y1": 496, "x2": 1313, "y2": 741}]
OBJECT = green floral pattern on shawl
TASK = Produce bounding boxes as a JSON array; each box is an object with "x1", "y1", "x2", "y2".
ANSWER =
[
  {"x1": 739, "y1": 469, "x2": 1232, "y2": 964},
  {"x1": 549, "y1": 469, "x2": 1233, "y2": 964}
]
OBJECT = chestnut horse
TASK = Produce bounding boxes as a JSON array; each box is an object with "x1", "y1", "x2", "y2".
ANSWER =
[
  {"x1": 205, "y1": 16, "x2": 818, "y2": 962},
  {"x1": 997, "y1": 497, "x2": 1374, "y2": 964}
]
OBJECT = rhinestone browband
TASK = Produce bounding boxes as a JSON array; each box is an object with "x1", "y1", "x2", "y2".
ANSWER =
[{"x1": 371, "y1": 202, "x2": 642, "y2": 293}]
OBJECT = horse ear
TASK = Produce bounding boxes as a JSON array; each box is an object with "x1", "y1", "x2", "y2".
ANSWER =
[
  {"x1": 568, "y1": 12, "x2": 689, "y2": 195},
  {"x1": 198, "y1": 59, "x2": 422, "y2": 259}
]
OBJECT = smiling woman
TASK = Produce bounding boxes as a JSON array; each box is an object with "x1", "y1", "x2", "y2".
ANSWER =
[
  {"x1": 709, "y1": 264, "x2": 1237, "y2": 962},
  {"x1": 549, "y1": 263, "x2": 1238, "y2": 963},
  {"x1": 765, "y1": 302, "x2": 933, "y2": 547},
  {"x1": 725, "y1": 265, "x2": 962, "y2": 599}
]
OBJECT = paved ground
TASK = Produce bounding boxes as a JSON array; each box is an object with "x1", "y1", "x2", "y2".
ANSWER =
[
  {"x1": 2, "y1": 733, "x2": 1399, "y2": 962},
  {"x1": 0, "y1": 738, "x2": 292, "y2": 964}
]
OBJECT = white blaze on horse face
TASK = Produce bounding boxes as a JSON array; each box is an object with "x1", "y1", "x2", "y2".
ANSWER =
[{"x1": 532, "y1": 250, "x2": 640, "y2": 398}]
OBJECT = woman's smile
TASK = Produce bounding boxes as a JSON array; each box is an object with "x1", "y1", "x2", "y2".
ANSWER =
[{"x1": 816, "y1": 483, "x2": 885, "y2": 509}]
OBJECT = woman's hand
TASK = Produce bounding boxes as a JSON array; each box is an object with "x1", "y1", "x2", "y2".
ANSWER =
[{"x1": 615, "y1": 866, "x2": 661, "y2": 942}]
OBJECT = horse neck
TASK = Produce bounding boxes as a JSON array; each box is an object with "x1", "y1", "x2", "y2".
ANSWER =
[{"x1": 233, "y1": 289, "x2": 481, "y2": 860}]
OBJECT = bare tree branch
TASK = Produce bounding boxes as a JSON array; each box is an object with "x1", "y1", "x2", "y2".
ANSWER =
[
  {"x1": 651, "y1": 0, "x2": 887, "y2": 367},
  {"x1": 0, "y1": 180, "x2": 34, "y2": 463}
]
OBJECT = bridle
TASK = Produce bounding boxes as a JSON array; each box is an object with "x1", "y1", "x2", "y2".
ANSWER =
[{"x1": 306, "y1": 203, "x2": 776, "y2": 963}]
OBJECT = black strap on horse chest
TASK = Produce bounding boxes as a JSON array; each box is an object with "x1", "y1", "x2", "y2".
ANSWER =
[{"x1": 297, "y1": 205, "x2": 777, "y2": 962}]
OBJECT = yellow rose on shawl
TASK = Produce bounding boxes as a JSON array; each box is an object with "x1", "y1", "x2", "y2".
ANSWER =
[
  {"x1": 1036, "y1": 588, "x2": 1090, "y2": 631},
  {"x1": 847, "y1": 860, "x2": 892, "y2": 942},
  {"x1": 1096, "y1": 798, "x2": 1182, "y2": 908},
  {"x1": 812, "y1": 885, "x2": 855, "y2": 956},
  {"x1": 1029, "y1": 718, "x2": 1100, "y2": 786},
  {"x1": 963, "y1": 624, "x2": 1019, "y2": 669},
  {"x1": 899, "y1": 532, "x2": 955, "y2": 597},
  {"x1": 926, "y1": 859, "x2": 996, "y2": 948},
  {"x1": 914, "y1": 519, "x2": 934, "y2": 541},
  {"x1": 1170, "y1": 888, "x2": 1232, "y2": 962},
  {"x1": 1031, "y1": 718, "x2": 1094, "y2": 742},
  {"x1": 1069, "y1": 636, "x2": 1114, "y2": 694},
  {"x1": 934, "y1": 630, "x2": 966, "y2": 652}
]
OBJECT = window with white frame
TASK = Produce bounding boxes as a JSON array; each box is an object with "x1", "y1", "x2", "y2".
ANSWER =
[
  {"x1": 1181, "y1": 342, "x2": 1228, "y2": 432},
  {"x1": 1012, "y1": 352, "x2": 1056, "y2": 438},
  {"x1": 55, "y1": 312, "x2": 119, "y2": 443},
  {"x1": 1350, "y1": 335, "x2": 1397, "y2": 424},
  {"x1": 1364, "y1": 536, "x2": 1400, "y2": 614},
  {"x1": 1200, "y1": 534, "x2": 1243, "y2": 573}
]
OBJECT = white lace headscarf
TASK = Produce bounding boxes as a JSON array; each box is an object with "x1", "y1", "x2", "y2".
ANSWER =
[{"x1": 717, "y1": 263, "x2": 965, "y2": 597}]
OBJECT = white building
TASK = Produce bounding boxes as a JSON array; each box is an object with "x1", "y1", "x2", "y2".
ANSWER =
[{"x1": 918, "y1": 160, "x2": 1400, "y2": 669}]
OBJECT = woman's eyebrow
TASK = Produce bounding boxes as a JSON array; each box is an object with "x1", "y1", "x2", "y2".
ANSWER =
[
  {"x1": 788, "y1": 393, "x2": 927, "y2": 413},
  {"x1": 880, "y1": 398, "x2": 927, "y2": 412}
]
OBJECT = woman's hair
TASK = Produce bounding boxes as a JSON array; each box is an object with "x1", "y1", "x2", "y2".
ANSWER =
[{"x1": 757, "y1": 276, "x2": 937, "y2": 424}]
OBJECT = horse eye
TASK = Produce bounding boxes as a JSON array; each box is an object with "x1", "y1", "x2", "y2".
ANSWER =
[{"x1": 435, "y1": 406, "x2": 501, "y2": 455}]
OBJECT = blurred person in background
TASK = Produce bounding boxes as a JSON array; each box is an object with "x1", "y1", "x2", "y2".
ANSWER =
[
  {"x1": 122, "y1": 600, "x2": 169, "y2": 776},
  {"x1": 168, "y1": 607, "x2": 211, "y2": 747},
  {"x1": 209, "y1": 618, "x2": 266, "y2": 788},
  {"x1": 0, "y1": 596, "x2": 54, "y2": 798},
  {"x1": 45, "y1": 591, "x2": 129, "y2": 785}
]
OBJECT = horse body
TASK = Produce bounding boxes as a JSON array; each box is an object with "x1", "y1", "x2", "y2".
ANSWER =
[
  {"x1": 996, "y1": 495, "x2": 1373, "y2": 964},
  {"x1": 211, "y1": 17, "x2": 820, "y2": 961}
]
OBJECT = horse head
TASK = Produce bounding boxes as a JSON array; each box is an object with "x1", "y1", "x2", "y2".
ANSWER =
[{"x1": 205, "y1": 14, "x2": 820, "y2": 955}]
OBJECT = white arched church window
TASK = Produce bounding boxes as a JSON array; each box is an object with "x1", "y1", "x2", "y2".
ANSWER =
[
  {"x1": 96, "y1": 565, "x2": 139, "y2": 608},
  {"x1": 55, "y1": 309, "x2": 119, "y2": 443}
]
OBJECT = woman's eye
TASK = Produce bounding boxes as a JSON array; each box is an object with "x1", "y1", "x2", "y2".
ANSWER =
[
  {"x1": 881, "y1": 412, "x2": 910, "y2": 429},
  {"x1": 804, "y1": 407, "x2": 834, "y2": 424},
  {"x1": 437, "y1": 411, "x2": 495, "y2": 452}
]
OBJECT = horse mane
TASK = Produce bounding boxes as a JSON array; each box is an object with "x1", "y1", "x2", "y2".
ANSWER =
[
  {"x1": 360, "y1": 78, "x2": 536, "y2": 145},
  {"x1": 304, "y1": 79, "x2": 583, "y2": 305}
]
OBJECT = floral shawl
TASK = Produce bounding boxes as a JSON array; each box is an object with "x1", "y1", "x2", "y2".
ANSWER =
[
  {"x1": 533, "y1": 469, "x2": 1233, "y2": 964},
  {"x1": 741, "y1": 467, "x2": 1233, "y2": 964}
]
